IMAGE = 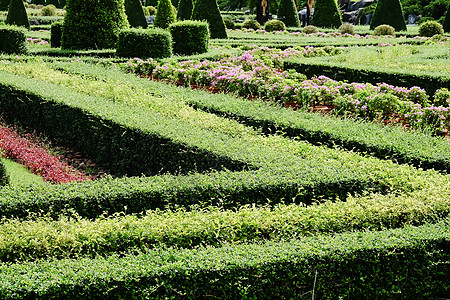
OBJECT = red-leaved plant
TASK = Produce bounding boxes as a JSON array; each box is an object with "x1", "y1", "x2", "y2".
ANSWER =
[{"x1": 0, "y1": 125, "x2": 91, "y2": 184}]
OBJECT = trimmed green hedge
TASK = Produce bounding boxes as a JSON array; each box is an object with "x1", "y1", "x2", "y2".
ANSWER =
[
  {"x1": 168, "y1": 20, "x2": 209, "y2": 55},
  {"x1": 50, "y1": 21, "x2": 62, "y2": 48},
  {"x1": 116, "y1": 28, "x2": 172, "y2": 58},
  {"x1": 0, "y1": 25, "x2": 28, "y2": 54},
  {"x1": 0, "y1": 219, "x2": 448, "y2": 298}
]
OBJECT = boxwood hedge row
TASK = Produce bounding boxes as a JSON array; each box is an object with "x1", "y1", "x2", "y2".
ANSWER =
[
  {"x1": 50, "y1": 61, "x2": 450, "y2": 172},
  {"x1": 283, "y1": 59, "x2": 450, "y2": 96},
  {"x1": 0, "y1": 218, "x2": 448, "y2": 299}
]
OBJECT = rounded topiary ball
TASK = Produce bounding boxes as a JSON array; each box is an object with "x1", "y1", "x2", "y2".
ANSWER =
[
  {"x1": 418, "y1": 20, "x2": 444, "y2": 37},
  {"x1": 373, "y1": 24, "x2": 395, "y2": 36},
  {"x1": 264, "y1": 20, "x2": 286, "y2": 32},
  {"x1": 302, "y1": 25, "x2": 318, "y2": 34},
  {"x1": 41, "y1": 4, "x2": 57, "y2": 16},
  {"x1": 169, "y1": 20, "x2": 209, "y2": 55},
  {"x1": 338, "y1": 22, "x2": 355, "y2": 35},
  {"x1": 116, "y1": 27, "x2": 172, "y2": 58},
  {"x1": 242, "y1": 19, "x2": 261, "y2": 30}
]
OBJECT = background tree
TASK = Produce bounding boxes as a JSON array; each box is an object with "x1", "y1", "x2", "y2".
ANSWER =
[
  {"x1": 191, "y1": 0, "x2": 227, "y2": 38},
  {"x1": 444, "y1": 4, "x2": 450, "y2": 32},
  {"x1": 145, "y1": 0, "x2": 158, "y2": 6},
  {"x1": 177, "y1": 0, "x2": 193, "y2": 20},
  {"x1": 125, "y1": 0, "x2": 148, "y2": 28},
  {"x1": 62, "y1": 0, "x2": 129, "y2": 50},
  {"x1": 370, "y1": 0, "x2": 407, "y2": 31},
  {"x1": 0, "y1": 0, "x2": 9, "y2": 11},
  {"x1": 312, "y1": 0, "x2": 342, "y2": 28},
  {"x1": 154, "y1": 0, "x2": 176, "y2": 28},
  {"x1": 5, "y1": 0, "x2": 30, "y2": 29},
  {"x1": 277, "y1": 0, "x2": 300, "y2": 27}
]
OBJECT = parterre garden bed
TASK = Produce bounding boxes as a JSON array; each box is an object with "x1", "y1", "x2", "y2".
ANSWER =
[{"x1": 0, "y1": 29, "x2": 449, "y2": 299}]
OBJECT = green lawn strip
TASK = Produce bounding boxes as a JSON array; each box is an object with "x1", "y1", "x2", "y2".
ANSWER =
[
  {"x1": 51, "y1": 60, "x2": 450, "y2": 172},
  {"x1": 284, "y1": 44, "x2": 450, "y2": 94},
  {"x1": 1, "y1": 158, "x2": 44, "y2": 186},
  {"x1": 0, "y1": 179, "x2": 449, "y2": 263},
  {"x1": 0, "y1": 218, "x2": 448, "y2": 299}
]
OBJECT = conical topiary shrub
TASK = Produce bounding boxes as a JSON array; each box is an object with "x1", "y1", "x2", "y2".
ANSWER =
[
  {"x1": 62, "y1": 0, "x2": 129, "y2": 50},
  {"x1": 125, "y1": 0, "x2": 148, "y2": 28},
  {"x1": 312, "y1": 0, "x2": 342, "y2": 29},
  {"x1": 176, "y1": 0, "x2": 192, "y2": 20},
  {"x1": 370, "y1": 0, "x2": 406, "y2": 31},
  {"x1": 191, "y1": 0, "x2": 226, "y2": 39},
  {"x1": 154, "y1": 0, "x2": 176, "y2": 29},
  {"x1": 5, "y1": 0, "x2": 30, "y2": 29},
  {"x1": 444, "y1": 5, "x2": 450, "y2": 33},
  {"x1": 277, "y1": 0, "x2": 300, "y2": 27}
]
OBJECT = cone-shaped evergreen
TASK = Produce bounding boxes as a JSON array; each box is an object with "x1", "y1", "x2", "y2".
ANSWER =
[
  {"x1": 0, "y1": 0, "x2": 9, "y2": 11},
  {"x1": 370, "y1": 0, "x2": 406, "y2": 31},
  {"x1": 125, "y1": 0, "x2": 148, "y2": 28},
  {"x1": 191, "y1": 0, "x2": 226, "y2": 39},
  {"x1": 277, "y1": 0, "x2": 300, "y2": 27},
  {"x1": 177, "y1": 0, "x2": 192, "y2": 20},
  {"x1": 154, "y1": 0, "x2": 176, "y2": 28},
  {"x1": 444, "y1": 5, "x2": 450, "y2": 33},
  {"x1": 5, "y1": 0, "x2": 30, "y2": 29},
  {"x1": 62, "y1": 0, "x2": 129, "y2": 50},
  {"x1": 312, "y1": 0, "x2": 342, "y2": 28}
]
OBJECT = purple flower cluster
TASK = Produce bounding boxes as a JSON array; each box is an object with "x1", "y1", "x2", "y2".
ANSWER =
[{"x1": 27, "y1": 38, "x2": 48, "y2": 45}]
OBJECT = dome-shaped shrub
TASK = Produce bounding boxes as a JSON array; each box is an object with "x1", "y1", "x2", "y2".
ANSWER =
[
  {"x1": 116, "y1": 27, "x2": 172, "y2": 58},
  {"x1": 264, "y1": 19, "x2": 286, "y2": 32},
  {"x1": 41, "y1": 4, "x2": 57, "y2": 16},
  {"x1": 418, "y1": 20, "x2": 444, "y2": 37},
  {"x1": 338, "y1": 22, "x2": 355, "y2": 35},
  {"x1": 373, "y1": 24, "x2": 395, "y2": 36},
  {"x1": 242, "y1": 19, "x2": 261, "y2": 30},
  {"x1": 169, "y1": 20, "x2": 209, "y2": 55},
  {"x1": 302, "y1": 25, "x2": 318, "y2": 34}
]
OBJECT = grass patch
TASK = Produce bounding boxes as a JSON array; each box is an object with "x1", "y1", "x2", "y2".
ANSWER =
[{"x1": 2, "y1": 158, "x2": 44, "y2": 186}]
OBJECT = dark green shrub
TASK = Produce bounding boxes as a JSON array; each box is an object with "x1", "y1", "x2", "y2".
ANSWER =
[
  {"x1": 0, "y1": 0, "x2": 9, "y2": 11},
  {"x1": 116, "y1": 27, "x2": 172, "y2": 58},
  {"x1": 277, "y1": 0, "x2": 300, "y2": 27},
  {"x1": 145, "y1": 0, "x2": 158, "y2": 6},
  {"x1": 416, "y1": 17, "x2": 435, "y2": 25},
  {"x1": 176, "y1": 0, "x2": 192, "y2": 20},
  {"x1": 444, "y1": 6, "x2": 450, "y2": 33},
  {"x1": 0, "y1": 159, "x2": 9, "y2": 187},
  {"x1": 419, "y1": 20, "x2": 444, "y2": 37},
  {"x1": 264, "y1": 19, "x2": 286, "y2": 32},
  {"x1": 312, "y1": 0, "x2": 342, "y2": 28},
  {"x1": 373, "y1": 24, "x2": 395, "y2": 36},
  {"x1": 370, "y1": 0, "x2": 406, "y2": 31},
  {"x1": 223, "y1": 17, "x2": 235, "y2": 29},
  {"x1": 154, "y1": 0, "x2": 176, "y2": 29},
  {"x1": 62, "y1": 0, "x2": 129, "y2": 50},
  {"x1": 125, "y1": 0, "x2": 148, "y2": 28},
  {"x1": 0, "y1": 25, "x2": 28, "y2": 54},
  {"x1": 169, "y1": 20, "x2": 209, "y2": 55},
  {"x1": 41, "y1": 4, "x2": 57, "y2": 16},
  {"x1": 242, "y1": 19, "x2": 260, "y2": 30},
  {"x1": 302, "y1": 25, "x2": 318, "y2": 34},
  {"x1": 50, "y1": 21, "x2": 62, "y2": 47},
  {"x1": 5, "y1": 0, "x2": 30, "y2": 29},
  {"x1": 191, "y1": 0, "x2": 227, "y2": 39},
  {"x1": 338, "y1": 22, "x2": 355, "y2": 34}
]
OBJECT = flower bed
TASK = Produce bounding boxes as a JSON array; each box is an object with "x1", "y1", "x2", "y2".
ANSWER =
[{"x1": 0, "y1": 125, "x2": 90, "y2": 183}]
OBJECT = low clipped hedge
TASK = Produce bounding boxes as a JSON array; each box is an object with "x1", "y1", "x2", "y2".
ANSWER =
[
  {"x1": 283, "y1": 59, "x2": 449, "y2": 99},
  {"x1": 0, "y1": 219, "x2": 448, "y2": 298},
  {"x1": 50, "y1": 21, "x2": 62, "y2": 48},
  {"x1": 116, "y1": 27, "x2": 172, "y2": 58},
  {"x1": 169, "y1": 20, "x2": 209, "y2": 55},
  {"x1": 0, "y1": 25, "x2": 28, "y2": 54}
]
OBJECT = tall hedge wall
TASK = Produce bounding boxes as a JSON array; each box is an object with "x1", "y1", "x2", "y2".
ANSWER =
[{"x1": 62, "y1": 0, "x2": 129, "y2": 50}]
